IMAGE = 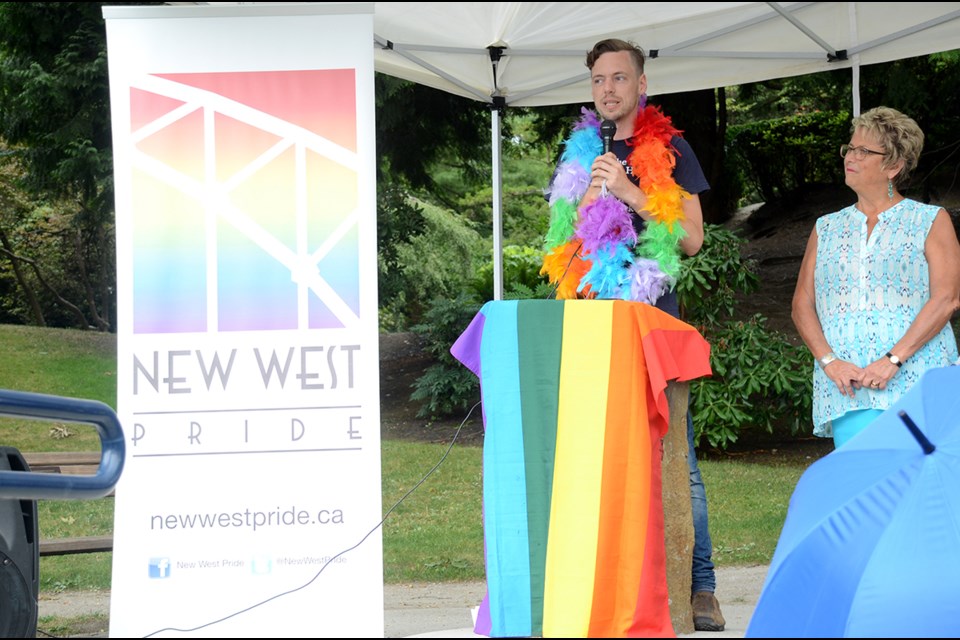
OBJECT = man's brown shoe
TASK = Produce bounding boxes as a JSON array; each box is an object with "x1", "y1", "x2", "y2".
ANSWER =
[{"x1": 691, "y1": 591, "x2": 726, "y2": 632}]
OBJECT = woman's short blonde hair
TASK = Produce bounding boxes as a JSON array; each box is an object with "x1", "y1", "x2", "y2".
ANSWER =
[{"x1": 851, "y1": 106, "x2": 924, "y2": 187}]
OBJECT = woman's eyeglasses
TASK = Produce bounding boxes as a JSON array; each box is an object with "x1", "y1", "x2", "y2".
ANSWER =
[{"x1": 840, "y1": 144, "x2": 885, "y2": 160}]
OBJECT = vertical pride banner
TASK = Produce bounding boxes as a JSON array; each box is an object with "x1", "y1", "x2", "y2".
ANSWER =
[{"x1": 103, "y1": 5, "x2": 381, "y2": 637}]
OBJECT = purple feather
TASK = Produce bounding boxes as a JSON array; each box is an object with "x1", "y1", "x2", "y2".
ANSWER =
[
  {"x1": 574, "y1": 195, "x2": 637, "y2": 255},
  {"x1": 547, "y1": 162, "x2": 591, "y2": 205},
  {"x1": 627, "y1": 258, "x2": 674, "y2": 305},
  {"x1": 573, "y1": 107, "x2": 601, "y2": 133}
]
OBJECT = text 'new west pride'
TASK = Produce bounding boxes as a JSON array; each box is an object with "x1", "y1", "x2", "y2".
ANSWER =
[{"x1": 132, "y1": 345, "x2": 361, "y2": 394}]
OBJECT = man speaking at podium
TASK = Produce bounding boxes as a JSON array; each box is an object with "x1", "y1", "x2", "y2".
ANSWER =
[{"x1": 541, "y1": 37, "x2": 725, "y2": 632}]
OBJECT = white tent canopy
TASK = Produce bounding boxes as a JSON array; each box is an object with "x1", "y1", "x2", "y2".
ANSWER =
[{"x1": 373, "y1": 2, "x2": 960, "y2": 108}]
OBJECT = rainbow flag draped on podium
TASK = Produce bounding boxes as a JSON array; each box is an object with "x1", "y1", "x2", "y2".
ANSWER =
[{"x1": 451, "y1": 299, "x2": 711, "y2": 638}]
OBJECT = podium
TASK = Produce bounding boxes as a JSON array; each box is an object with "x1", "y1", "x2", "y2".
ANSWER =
[{"x1": 451, "y1": 299, "x2": 711, "y2": 638}]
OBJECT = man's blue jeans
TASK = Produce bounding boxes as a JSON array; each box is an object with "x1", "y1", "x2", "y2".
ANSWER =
[{"x1": 687, "y1": 410, "x2": 716, "y2": 593}]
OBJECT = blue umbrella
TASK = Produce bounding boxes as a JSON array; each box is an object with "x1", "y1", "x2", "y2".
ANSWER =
[{"x1": 746, "y1": 365, "x2": 960, "y2": 638}]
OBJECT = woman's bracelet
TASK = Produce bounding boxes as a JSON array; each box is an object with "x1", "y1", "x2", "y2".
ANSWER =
[{"x1": 818, "y1": 352, "x2": 837, "y2": 368}]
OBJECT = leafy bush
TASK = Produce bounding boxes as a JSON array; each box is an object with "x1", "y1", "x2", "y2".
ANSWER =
[
  {"x1": 503, "y1": 281, "x2": 557, "y2": 301},
  {"x1": 469, "y1": 244, "x2": 549, "y2": 301},
  {"x1": 677, "y1": 224, "x2": 760, "y2": 326},
  {"x1": 677, "y1": 224, "x2": 813, "y2": 449},
  {"x1": 690, "y1": 315, "x2": 813, "y2": 449},
  {"x1": 377, "y1": 184, "x2": 427, "y2": 331},
  {"x1": 378, "y1": 193, "x2": 484, "y2": 331},
  {"x1": 409, "y1": 293, "x2": 482, "y2": 418},
  {"x1": 407, "y1": 278, "x2": 555, "y2": 421}
]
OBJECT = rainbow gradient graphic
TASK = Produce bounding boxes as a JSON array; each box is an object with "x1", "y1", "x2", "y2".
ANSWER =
[{"x1": 128, "y1": 69, "x2": 360, "y2": 333}]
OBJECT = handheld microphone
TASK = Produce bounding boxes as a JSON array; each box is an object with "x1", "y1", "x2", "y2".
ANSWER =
[{"x1": 600, "y1": 119, "x2": 617, "y2": 154}]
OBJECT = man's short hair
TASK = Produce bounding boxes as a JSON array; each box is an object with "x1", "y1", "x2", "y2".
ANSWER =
[{"x1": 586, "y1": 38, "x2": 646, "y2": 74}]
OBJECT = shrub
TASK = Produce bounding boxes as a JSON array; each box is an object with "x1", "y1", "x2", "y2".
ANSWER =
[
  {"x1": 677, "y1": 225, "x2": 813, "y2": 449},
  {"x1": 378, "y1": 192, "x2": 484, "y2": 330},
  {"x1": 407, "y1": 279, "x2": 555, "y2": 421},
  {"x1": 409, "y1": 293, "x2": 482, "y2": 418},
  {"x1": 469, "y1": 244, "x2": 549, "y2": 301},
  {"x1": 690, "y1": 315, "x2": 813, "y2": 449},
  {"x1": 676, "y1": 224, "x2": 759, "y2": 327}
]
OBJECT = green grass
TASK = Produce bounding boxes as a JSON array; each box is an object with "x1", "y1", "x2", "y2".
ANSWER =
[
  {"x1": 0, "y1": 324, "x2": 116, "y2": 452},
  {"x1": 702, "y1": 458, "x2": 808, "y2": 566},
  {"x1": 381, "y1": 439, "x2": 484, "y2": 581},
  {"x1": 0, "y1": 323, "x2": 825, "y2": 596}
]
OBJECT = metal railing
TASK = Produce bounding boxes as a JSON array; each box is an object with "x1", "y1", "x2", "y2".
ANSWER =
[{"x1": 0, "y1": 390, "x2": 124, "y2": 500}]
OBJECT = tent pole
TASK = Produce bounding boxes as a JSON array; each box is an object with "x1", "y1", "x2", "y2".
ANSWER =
[
  {"x1": 491, "y1": 102, "x2": 504, "y2": 301},
  {"x1": 852, "y1": 63, "x2": 861, "y2": 116},
  {"x1": 848, "y1": 2, "x2": 861, "y2": 117}
]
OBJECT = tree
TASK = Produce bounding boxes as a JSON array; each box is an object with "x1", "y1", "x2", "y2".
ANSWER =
[
  {"x1": 860, "y1": 51, "x2": 960, "y2": 201},
  {"x1": 654, "y1": 88, "x2": 733, "y2": 224},
  {"x1": 374, "y1": 74, "x2": 496, "y2": 204},
  {"x1": 0, "y1": 2, "x2": 122, "y2": 330},
  {"x1": 0, "y1": 161, "x2": 46, "y2": 326}
]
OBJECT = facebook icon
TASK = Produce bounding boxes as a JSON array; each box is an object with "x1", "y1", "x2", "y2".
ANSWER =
[{"x1": 148, "y1": 557, "x2": 171, "y2": 579}]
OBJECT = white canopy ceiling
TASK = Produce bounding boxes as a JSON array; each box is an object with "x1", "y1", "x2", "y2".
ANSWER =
[{"x1": 373, "y1": 2, "x2": 960, "y2": 107}]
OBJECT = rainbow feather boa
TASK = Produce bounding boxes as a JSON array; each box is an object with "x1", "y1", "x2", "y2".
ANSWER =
[{"x1": 541, "y1": 105, "x2": 690, "y2": 304}]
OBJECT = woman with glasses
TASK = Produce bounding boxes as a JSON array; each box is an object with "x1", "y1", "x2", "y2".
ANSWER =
[{"x1": 791, "y1": 106, "x2": 960, "y2": 448}]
